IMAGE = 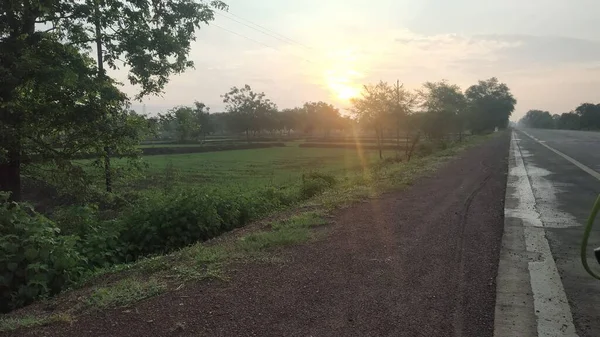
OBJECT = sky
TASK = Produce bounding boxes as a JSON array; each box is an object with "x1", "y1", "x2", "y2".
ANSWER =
[{"x1": 117, "y1": 0, "x2": 600, "y2": 120}]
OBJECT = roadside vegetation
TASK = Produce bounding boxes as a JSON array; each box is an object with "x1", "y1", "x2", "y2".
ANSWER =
[
  {"x1": 518, "y1": 103, "x2": 600, "y2": 130},
  {"x1": 1, "y1": 0, "x2": 517, "y2": 330}
]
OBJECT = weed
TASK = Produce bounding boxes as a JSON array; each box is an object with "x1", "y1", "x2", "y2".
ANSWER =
[
  {"x1": 237, "y1": 228, "x2": 311, "y2": 252},
  {"x1": 85, "y1": 278, "x2": 166, "y2": 309},
  {"x1": 270, "y1": 212, "x2": 326, "y2": 230},
  {"x1": 0, "y1": 313, "x2": 72, "y2": 332}
]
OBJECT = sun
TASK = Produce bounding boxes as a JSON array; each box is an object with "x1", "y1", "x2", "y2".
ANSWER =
[
  {"x1": 325, "y1": 69, "x2": 361, "y2": 101},
  {"x1": 330, "y1": 82, "x2": 360, "y2": 101}
]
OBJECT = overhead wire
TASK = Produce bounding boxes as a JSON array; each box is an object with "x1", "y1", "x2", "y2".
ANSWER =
[
  {"x1": 210, "y1": 23, "x2": 280, "y2": 52},
  {"x1": 209, "y1": 15, "x2": 315, "y2": 64},
  {"x1": 216, "y1": 9, "x2": 313, "y2": 50}
]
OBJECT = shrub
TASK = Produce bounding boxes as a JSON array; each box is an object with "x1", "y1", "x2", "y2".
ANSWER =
[
  {"x1": 119, "y1": 190, "x2": 222, "y2": 260},
  {"x1": 303, "y1": 172, "x2": 336, "y2": 187},
  {"x1": 52, "y1": 205, "x2": 126, "y2": 268},
  {"x1": 417, "y1": 142, "x2": 435, "y2": 157},
  {"x1": 0, "y1": 196, "x2": 86, "y2": 311},
  {"x1": 300, "y1": 172, "x2": 336, "y2": 199}
]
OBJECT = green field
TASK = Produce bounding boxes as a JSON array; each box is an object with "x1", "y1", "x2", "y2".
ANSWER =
[{"x1": 119, "y1": 146, "x2": 396, "y2": 194}]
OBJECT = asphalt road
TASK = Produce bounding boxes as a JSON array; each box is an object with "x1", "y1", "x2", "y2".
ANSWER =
[{"x1": 498, "y1": 129, "x2": 600, "y2": 337}]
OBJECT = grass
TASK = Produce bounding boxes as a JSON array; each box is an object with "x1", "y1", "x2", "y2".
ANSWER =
[
  {"x1": 85, "y1": 278, "x2": 167, "y2": 310},
  {"x1": 237, "y1": 228, "x2": 311, "y2": 251},
  {"x1": 110, "y1": 146, "x2": 397, "y2": 193},
  {"x1": 0, "y1": 313, "x2": 72, "y2": 332}
]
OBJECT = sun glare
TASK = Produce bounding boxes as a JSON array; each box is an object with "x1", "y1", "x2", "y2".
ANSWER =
[
  {"x1": 331, "y1": 82, "x2": 360, "y2": 100},
  {"x1": 323, "y1": 49, "x2": 362, "y2": 102},
  {"x1": 325, "y1": 69, "x2": 361, "y2": 101}
]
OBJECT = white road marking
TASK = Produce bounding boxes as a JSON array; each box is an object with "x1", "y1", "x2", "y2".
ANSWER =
[
  {"x1": 508, "y1": 132, "x2": 578, "y2": 337},
  {"x1": 506, "y1": 136, "x2": 579, "y2": 229},
  {"x1": 521, "y1": 130, "x2": 600, "y2": 182}
]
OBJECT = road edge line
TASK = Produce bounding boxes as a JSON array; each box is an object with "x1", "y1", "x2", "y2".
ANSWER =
[{"x1": 494, "y1": 131, "x2": 578, "y2": 337}]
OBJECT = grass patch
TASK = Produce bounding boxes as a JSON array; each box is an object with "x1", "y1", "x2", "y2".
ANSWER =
[
  {"x1": 237, "y1": 228, "x2": 311, "y2": 252},
  {"x1": 270, "y1": 212, "x2": 327, "y2": 230},
  {"x1": 171, "y1": 245, "x2": 229, "y2": 281},
  {"x1": 85, "y1": 278, "x2": 167, "y2": 309},
  {"x1": 0, "y1": 313, "x2": 72, "y2": 332}
]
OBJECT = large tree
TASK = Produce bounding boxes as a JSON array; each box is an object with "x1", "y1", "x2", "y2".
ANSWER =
[
  {"x1": 303, "y1": 102, "x2": 341, "y2": 137},
  {"x1": 556, "y1": 112, "x2": 580, "y2": 130},
  {"x1": 222, "y1": 85, "x2": 276, "y2": 142},
  {"x1": 575, "y1": 103, "x2": 600, "y2": 130},
  {"x1": 418, "y1": 80, "x2": 466, "y2": 140},
  {"x1": 1, "y1": 0, "x2": 227, "y2": 200},
  {"x1": 519, "y1": 110, "x2": 555, "y2": 129},
  {"x1": 351, "y1": 82, "x2": 393, "y2": 159},
  {"x1": 160, "y1": 102, "x2": 211, "y2": 142},
  {"x1": 465, "y1": 77, "x2": 516, "y2": 133},
  {"x1": 0, "y1": 34, "x2": 129, "y2": 201}
]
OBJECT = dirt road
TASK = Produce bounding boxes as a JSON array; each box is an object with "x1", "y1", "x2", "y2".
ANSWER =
[{"x1": 19, "y1": 133, "x2": 510, "y2": 337}]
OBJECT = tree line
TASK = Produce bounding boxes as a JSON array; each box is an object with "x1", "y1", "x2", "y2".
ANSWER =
[
  {"x1": 518, "y1": 103, "x2": 600, "y2": 130},
  {"x1": 153, "y1": 78, "x2": 517, "y2": 150}
]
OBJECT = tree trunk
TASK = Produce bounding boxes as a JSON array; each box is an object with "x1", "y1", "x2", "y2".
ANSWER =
[
  {"x1": 407, "y1": 132, "x2": 420, "y2": 162},
  {"x1": 376, "y1": 127, "x2": 383, "y2": 160},
  {"x1": 95, "y1": 0, "x2": 112, "y2": 193}
]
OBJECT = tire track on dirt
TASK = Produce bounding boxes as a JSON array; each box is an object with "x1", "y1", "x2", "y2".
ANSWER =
[{"x1": 453, "y1": 159, "x2": 492, "y2": 336}]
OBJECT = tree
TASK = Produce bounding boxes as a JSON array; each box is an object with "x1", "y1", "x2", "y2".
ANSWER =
[
  {"x1": 0, "y1": 34, "x2": 129, "y2": 201},
  {"x1": 418, "y1": 80, "x2": 466, "y2": 140},
  {"x1": 303, "y1": 102, "x2": 341, "y2": 137},
  {"x1": 556, "y1": 112, "x2": 580, "y2": 130},
  {"x1": 222, "y1": 85, "x2": 276, "y2": 142},
  {"x1": 575, "y1": 103, "x2": 600, "y2": 130},
  {"x1": 0, "y1": 0, "x2": 227, "y2": 199},
  {"x1": 351, "y1": 82, "x2": 393, "y2": 159},
  {"x1": 519, "y1": 110, "x2": 554, "y2": 129},
  {"x1": 386, "y1": 81, "x2": 416, "y2": 156},
  {"x1": 465, "y1": 78, "x2": 516, "y2": 133}
]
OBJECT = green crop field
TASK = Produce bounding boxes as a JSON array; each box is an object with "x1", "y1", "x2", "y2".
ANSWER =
[{"x1": 114, "y1": 146, "x2": 396, "y2": 194}]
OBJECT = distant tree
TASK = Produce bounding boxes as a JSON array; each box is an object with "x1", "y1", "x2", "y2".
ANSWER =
[
  {"x1": 519, "y1": 110, "x2": 555, "y2": 129},
  {"x1": 351, "y1": 82, "x2": 393, "y2": 159},
  {"x1": 575, "y1": 103, "x2": 600, "y2": 130},
  {"x1": 208, "y1": 112, "x2": 229, "y2": 135},
  {"x1": 466, "y1": 78, "x2": 516, "y2": 133},
  {"x1": 418, "y1": 80, "x2": 466, "y2": 140},
  {"x1": 161, "y1": 102, "x2": 211, "y2": 142},
  {"x1": 389, "y1": 81, "x2": 417, "y2": 153},
  {"x1": 279, "y1": 108, "x2": 302, "y2": 135},
  {"x1": 222, "y1": 85, "x2": 276, "y2": 142},
  {"x1": 552, "y1": 114, "x2": 560, "y2": 128},
  {"x1": 555, "y1": 112, "x2": 580, "y2": 130},
  {"x1": 303, "y1": 102, "x2": 341, "y2": 137}
]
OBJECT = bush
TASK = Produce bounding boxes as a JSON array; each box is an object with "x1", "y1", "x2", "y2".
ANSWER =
[
  {"x1": 117, "y1": 185, "x2": 304, "y2": 261},
  {"x1": 0, "y1": 196, "x2": 86, "y2": 311},
  {"x1": 300, "y1": 172, "x2": 336, "y2": 199},
  {"x1": 52, "y1": 205, "x2": 126, "y2": 268},
  {"x1": 119, "y1": 190, "x2": 222, "y2": 260},
  {"x1": 417, "y1": 142, "x2": 435, "y2": 156}
]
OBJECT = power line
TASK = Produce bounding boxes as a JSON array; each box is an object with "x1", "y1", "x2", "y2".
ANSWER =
[
  {"x1": 217, "y1": 9, "x2": 312, "y2": 50},
  {"x1": 214, "y1": 11, "x2": 298, "y2": 47},
  {"x1": 210, "y1": 23, "x2": 279, "y2": 51},
  {"x1": 210, "y1": 23, "x2": 314, "y2": 64}
]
